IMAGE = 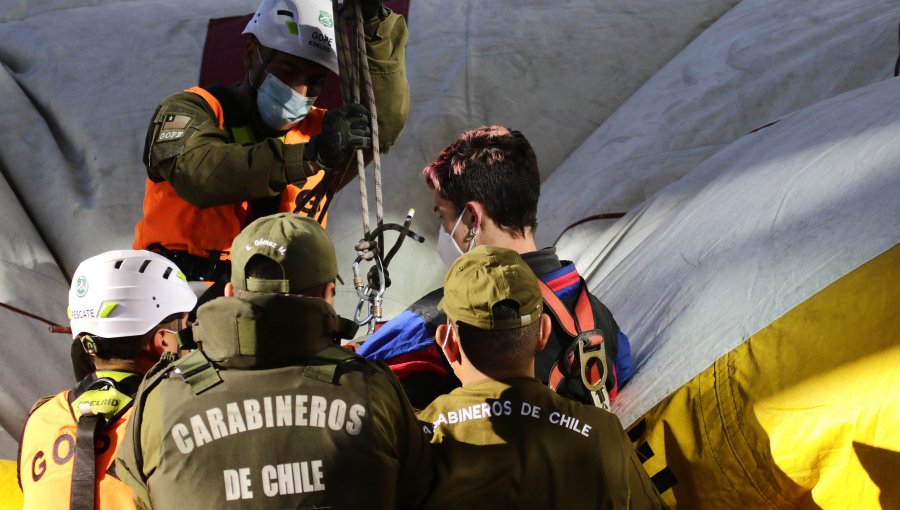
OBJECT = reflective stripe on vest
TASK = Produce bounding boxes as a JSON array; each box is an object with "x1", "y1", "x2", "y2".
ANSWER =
[{"x1": 133, "y1": 86, "x2": 327, "y2": 258}]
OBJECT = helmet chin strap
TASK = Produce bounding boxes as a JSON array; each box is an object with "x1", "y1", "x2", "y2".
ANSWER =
[{"x1": 80, "y1": 335, "x2": 98, "y2": 355}]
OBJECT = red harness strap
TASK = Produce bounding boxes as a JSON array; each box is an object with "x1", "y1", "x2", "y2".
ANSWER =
[{"x1": 538, "y1": 279, "x2": 615, "y2": 408}]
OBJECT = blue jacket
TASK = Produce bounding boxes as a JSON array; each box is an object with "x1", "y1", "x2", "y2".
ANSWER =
[{"x1": 358, "y1": 248, "x2": 633, "y2": 409}]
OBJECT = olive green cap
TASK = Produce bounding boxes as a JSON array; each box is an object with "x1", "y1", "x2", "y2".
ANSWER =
[
  {"x1": 231, "y1": 213, "x2": 338, "y2": 294},
  {"x1": 439, "y1": 246, "x2": 543, "y2": 330}
]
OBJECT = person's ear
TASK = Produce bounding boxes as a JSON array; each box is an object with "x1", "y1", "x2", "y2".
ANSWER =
[
  {"x1": 536, "y1": 313, "x2": 551, "y2": 352},
  {"x1": 322, "y1": 281, "x2": 337, "y2": 305},
  {"x1": 464, "y1": 202, "x2": 484, "y2": 237},
  {"x1": 151, "y1": 328, "x2": 174, "y2": 356},
  {"x1": 224, "y1": 282, "x2": 235, "y2": 297},
  {"x1": 435, "y1": 323, "x2": 461, "y2": 364},
  {"x1": 243, "y1": 38, "x2": 257, "y2": 70}
]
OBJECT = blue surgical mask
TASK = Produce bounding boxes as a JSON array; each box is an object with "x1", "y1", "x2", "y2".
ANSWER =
[{"x1": 253, "y1": 49, "x2": 317, "y2": 131}]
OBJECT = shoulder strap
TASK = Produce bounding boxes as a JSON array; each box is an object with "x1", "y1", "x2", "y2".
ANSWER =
[
  {"x1": 67, "y1": 371, "x2": 143, "y2": 423},
  {"x1": 65, "y1": 371, "x2": 142, "y2": 510},
  {"x1": 173, "y1": 350, "x2": 223, "y2": 395},
  {"x1": 537, "y1": 278, "x2": 595, "y2": 335},
  {"x1": 128, "y1": 352, "x2": 181, "y2": 484},
  {"x1": 304, "y1": 346, "x2": 361, "y2": 384},
  {"x1": 70, "y1": 415, "x2": 103, "y2": 510},
  {"x1": 538, "y1": 278, "x2": 611, "y2": 410}
]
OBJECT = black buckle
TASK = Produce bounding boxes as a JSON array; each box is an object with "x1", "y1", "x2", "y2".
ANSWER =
[{"x1": 147, "y1": 244, "x2": 230, "y2": 282}]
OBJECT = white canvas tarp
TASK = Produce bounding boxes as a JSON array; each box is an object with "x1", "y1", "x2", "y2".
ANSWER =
[
  {"x1": 1, "y1": 1, "x2": 898, "y2": 483},
  {"x1": 574, "y1": 78, "x2": 900, "y2": 425},
  {"x1": 0, "y1": 0, "x2": 738, "y2": 457}
]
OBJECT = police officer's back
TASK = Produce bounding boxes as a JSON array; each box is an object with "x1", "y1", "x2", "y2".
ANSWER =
[
  {"x1": 116, "y1": 214, "x2": 431, "y2": 509},
  {"x1": 417, "y1": 246, "x2": 667, "y2": 510}
]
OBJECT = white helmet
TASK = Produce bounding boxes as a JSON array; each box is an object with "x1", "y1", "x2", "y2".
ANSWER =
[
  {"x1": 67, "y1": 250, "x2": 197, "y2": 339},
  {"x1": 243, "y1": 0, "x2": 339, "y2": 74}
]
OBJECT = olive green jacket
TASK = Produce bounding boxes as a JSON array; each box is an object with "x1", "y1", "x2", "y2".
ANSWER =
[
  {"x1": 417, "y1": 378, "x2": 668, "y2": 510},
  {"x1": 116, "y1": 294, "x2": 431, "y2": 509},
  {"x1": 143, "y1": 9, "x2": 409, "y2": 208}
]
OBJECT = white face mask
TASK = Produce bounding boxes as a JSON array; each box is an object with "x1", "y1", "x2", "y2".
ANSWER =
[{"x1": 436, "y1": 209, "x2": 476, "y2": 269}]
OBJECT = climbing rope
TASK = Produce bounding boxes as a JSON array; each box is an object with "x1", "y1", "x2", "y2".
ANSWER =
[
  {"x1": 333, "y1": 0, "x2": 423, "y2": 332},
  {"x1": 0, "y1": 301, "x2": 70, "y2": 334},
  {"x1": 351, "y1": 2, "x2": 385, "y2": 246}
]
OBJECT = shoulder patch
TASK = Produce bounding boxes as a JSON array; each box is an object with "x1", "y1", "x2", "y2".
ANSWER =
[{"x1": 157, "y1": 113, "x2": 192, "y2": 142}]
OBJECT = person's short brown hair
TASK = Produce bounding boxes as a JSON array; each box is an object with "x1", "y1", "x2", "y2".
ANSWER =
[
  {"x1": 80, "y1": 312, "x2": 182, "y2": 361},
  {"x1": 423, "y1": 125, "x2": 540, "y2": 237},
  {"x1": 456, "y1": 300, "x2": 541, "y2": 373}
]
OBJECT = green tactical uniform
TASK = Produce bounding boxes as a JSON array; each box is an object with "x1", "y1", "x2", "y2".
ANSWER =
[
  {"x1": 116, "y1": 293, "x2": 431, "y2": 509},
  {"x1": 417, "y1": 377, "x2": 667, "y2": 510},
  {"x1": 142, "y1": 9, "x2": 409, "y2": 209}
]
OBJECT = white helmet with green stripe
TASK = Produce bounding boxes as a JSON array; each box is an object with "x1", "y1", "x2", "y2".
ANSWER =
[
  {"x1": 242, "y1": 0, "x2": 339, "y2": 74},
  {"x1": 68, "y1": 250, "x2": 197, "y2": 339}
]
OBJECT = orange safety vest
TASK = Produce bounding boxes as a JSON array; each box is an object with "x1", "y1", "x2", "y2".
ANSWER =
[
  {"x1": 18, "y1": 391, "x2": 135, "y2": 510},
  {"x1": 133, "y1": 86, "x2": 328, "y2": 258}
]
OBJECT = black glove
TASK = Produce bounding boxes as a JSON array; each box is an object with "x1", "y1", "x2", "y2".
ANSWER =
[{"x1": 306, "y1": 103, "x2": 371, "y2": 170}]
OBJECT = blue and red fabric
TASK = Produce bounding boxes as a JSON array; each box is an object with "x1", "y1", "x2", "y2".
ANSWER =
[
  {"x1": 357, "y1": 263, "x2": 634, "y2": 392},
  {"x1": 539, "y1": 262, "x2": 582, "y2": 300}
]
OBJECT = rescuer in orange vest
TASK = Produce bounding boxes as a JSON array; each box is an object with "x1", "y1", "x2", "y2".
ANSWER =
[
  {"x1": 18, "y1": 250, "x2": 197, "y2": 510},
  {"x1": 132, "y1": 0, "x2": 409, "y2": 293}
]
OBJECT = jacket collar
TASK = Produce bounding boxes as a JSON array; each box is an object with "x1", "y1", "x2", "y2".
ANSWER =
[{"x1": 192, "y1": 293, "x2": 339, "y2": 369}]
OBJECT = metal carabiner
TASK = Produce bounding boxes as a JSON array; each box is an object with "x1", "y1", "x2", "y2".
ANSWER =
[
  {"x1": 352, "y1": 252, "x2": 386, "y2": 329},
  {"x1": 576, "y1": 333, "x2": 610, "y2": 411},
  {"x1": 354, "y1": 298, "x2": 373, "y2": 326}
]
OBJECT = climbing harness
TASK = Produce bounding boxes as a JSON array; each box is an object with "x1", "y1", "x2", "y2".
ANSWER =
[
  {"x1": 538, "y1": 279, "x2": 613, "y2": 411},
  {"x1": 68, "y1": 371, "x2": 141, "y2": 510}
]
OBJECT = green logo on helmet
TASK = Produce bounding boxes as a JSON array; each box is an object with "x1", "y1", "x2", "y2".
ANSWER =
[
  {"x1": 75, "y1": 276, "x2": 89, "y2": 297},
  {"x1": 318, "y1": 10, "x2": 333, "y2": 28}
]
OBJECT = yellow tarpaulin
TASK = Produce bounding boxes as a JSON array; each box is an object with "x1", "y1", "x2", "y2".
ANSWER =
[
  {"x1": 0, "y1": 459, "x2": 23, "y2": 510},
  {"x1": 632, "y1": 244, "x2": 900, "y2": 509}
]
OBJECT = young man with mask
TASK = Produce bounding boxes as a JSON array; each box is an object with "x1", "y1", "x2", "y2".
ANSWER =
[
  {"x1": 133, "y1": 0, "x2": 409, "y2": 287},
  {"x1": 418, "y1": 246, "x2": 667, "y2": 509},
  {"x1": 357, "y1": 125, "x2": 634, "y2": 409},
  {"x1": 117, "y1": 213, "x2": 431, "y2": 509},
  {"x1": 18, "y1": 250, "x2": 196, "y2": 510}
]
